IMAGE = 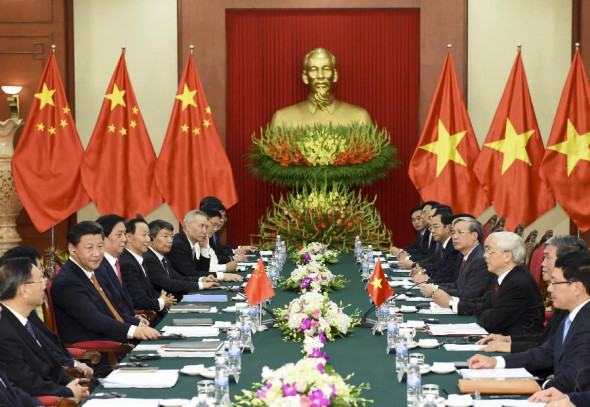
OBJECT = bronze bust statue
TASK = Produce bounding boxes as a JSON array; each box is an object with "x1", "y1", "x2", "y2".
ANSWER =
[{"x1": 270, "y1": 48, "x2": 372, "y2": 128}]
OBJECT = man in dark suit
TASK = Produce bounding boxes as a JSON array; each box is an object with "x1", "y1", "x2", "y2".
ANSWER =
[
  {"x1": 470, "y1": 252, "x2": 590, "y2": 393},
  {"x1": 204, "y1": 209, "x2": 242, "y2": 273},
  {"x1": 530, "y1": 386, "x2": 589, "y2": 406},
  {"x1": 50, "y1": 221, "x2": 160, "y2": 344},
  {"x1": 390, "y1": 205, "x2": 427, "y2": 258},
  {"x1": 0, "y1": 257, "x2": 88, "y2": 400},
  {"x1": 119, "y1": 217, "x2": 176, "y2": 318},
  {"x1": 168, "y1": 210, "x2": 242, "y2": 282},
  {"x1": 144, "y1": 220, "x2": 218, "y2": 301},
  {"x1": 478, "y1": 235, "x2": 588, "y2": 353},
  {"x1": 95, "y1": 214, "x2": 136, "y2": 317},
  {"x1": 420, "y1": 217, "x2": 493, "y2": 306},
  {"x1": 0, "y1": 246, "x2": 94, "y2": 378},
  {"x1": 412, "y1": 209, "x2": 462, "y2": 285},
  {"x1": 0, "y1": 361, "x2": 40, "y2": 407},
  {"x1": 397, "y1": 201, "x2": 440, "y2": 267},
  {"x1": 456, "y1": 231, "x2": 544, "y2": 336}
]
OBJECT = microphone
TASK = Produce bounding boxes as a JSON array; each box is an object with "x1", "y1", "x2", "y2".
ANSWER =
[{"x1": 358, "y1": 282, "x2": 426, "y2": 329}]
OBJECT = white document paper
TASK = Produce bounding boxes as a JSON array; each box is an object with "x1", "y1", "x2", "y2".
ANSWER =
[
  {"x1": 406, "y1": 296, "x2": 433, "y2": 302},
  {"x1": 160, "y1": 326, "x2": 219, "y2": 337},
  {"x1": 238, "y1": 262, "x2": 257, "y2": 267},
  {"x1": 427, "y1": 323, "x2": 488, "y2": 336},
  {"x1": 259, "y1": 250, "x2": 273, "y2": 256},
  {"x1": 390, "y1": 279, "x2": 414, "y2": 287},
  {"x1": 131, "y1": 344, "x2": 165, "y2": 352},
  {"x1": 101, "y1": 369, "x2": 179, "y2": 388},
  {"x1": 443, "y1": 344, "x2": 485, "y2": 351},
  {"x1": 213, "y1": 321, "x2": 233, "y2": 328},
  {"x1": 84, "y1": 399, "x2": 164, "y2": 407},
  {"x1": 157, "y1": 348, "x2": 218, "y2": 358},
  {"x1": 459, "y1": 367, "x2": 533, "y2": 380},
  {"x1": 418, "y1": 303, "x2": 455, "y2": 314},
  {"x1": 474, "y1": 401, "x2": 544, "y2": 407}
]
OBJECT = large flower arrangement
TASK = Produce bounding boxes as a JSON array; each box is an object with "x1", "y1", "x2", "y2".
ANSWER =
[
  {"x1": 280, "y1": 261, "x2": 346, "y2": 294},
  {"x1": 234, "y1": 351, "x2": 371, "y2": 406},
  {"x1": 248, "y1": 123, "x2": 399, "y2": 188},
  {"x1": 292, "y1": 242, "x2": 339, "y2": 265},
  {"x1": 274, "y1": 291, "x2": 360, "y2": 343},
  {"x1": 254, "y1": 184, "x2": 392, "y2": 251}
]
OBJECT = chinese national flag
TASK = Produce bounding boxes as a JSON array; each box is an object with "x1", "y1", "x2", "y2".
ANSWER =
[
  {"x1": 12, "y1": 52, "x2": 90, "y2": 232},
  {"x1": 367, "y1": 260, "x2": 393, "y2": 308},
  {"x1": 473, "y1": 50, "x2": 555, "y2": 229},
  {"x1": 408, "y1": 50, "x2": 489, "y2": 215},
  {"x1": 81, "y1": 50, "x2": 162, "y2": 217},
  {"x1": 244, "y1": 259, "x2": 275, "y2": 306},
  {"x1": 155, "y1": 54, "x2": 238, "y2": 222},
  {"x1": 540, "y1": 49, "x2": 590, "y2": 232}
]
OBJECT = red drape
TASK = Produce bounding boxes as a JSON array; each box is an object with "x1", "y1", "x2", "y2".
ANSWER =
[{"x1": 226, "y1": 9, "x2": 420, "y2": 246}]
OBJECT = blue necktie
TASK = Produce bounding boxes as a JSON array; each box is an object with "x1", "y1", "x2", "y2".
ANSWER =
[
  {"x1": 562, "y1": 316, "x2": 572, "y2": 343},
  {"x1": 25, "y1": 320, "x2": 41, "y2": 347}
]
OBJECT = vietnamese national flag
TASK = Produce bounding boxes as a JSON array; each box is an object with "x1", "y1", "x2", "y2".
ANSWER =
[
  {"x1": 81, "y1": 50, "x2": 162, "y2": 217},
  {"x1": 12, "y1": 51, "x2": 90, "y2": 232},
  {"x1": 408, "y1": 50, "x2": 489, "y2": 215},
  {"x1": 473, "y1": 49, "x2": 555, "y2": 229},
  {"x1": 244, "y1": 259, "x2": 275, "y2": 306},
  {"x1": 367, "y1": 260, "x2": 393, "y2": 308},
  {"x1": 155, "y1": 53, "x2": 238, "y2": 223},
  {"x1": 540, "y1": 48, "x2": 590, "y2": 232}
]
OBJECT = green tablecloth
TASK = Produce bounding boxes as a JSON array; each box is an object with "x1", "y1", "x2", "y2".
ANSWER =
[{"x1": 91, "y1": 254, "x2": 489, "y2": 404}]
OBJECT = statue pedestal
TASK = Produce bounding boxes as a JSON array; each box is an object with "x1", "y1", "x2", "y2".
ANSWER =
[{"x1": 0, "y1": 119, "x2": 24, "y2": 254}]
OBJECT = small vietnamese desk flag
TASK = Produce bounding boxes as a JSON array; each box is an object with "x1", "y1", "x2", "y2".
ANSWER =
[
  {"x1": 540, "y1": 48, "x2": 590, "y2": 232},
  {"x1": 367, "y1": 260, "x2": 393, "y2": 308},
  {"x1": 81, "y1": 49, "x2": 162, "y2": 217},
  {"x1": 473, "y1": 49, "x2": 555, "y2": 229},
  {"x1": 244, "y1": 259, "x2": 275, "y2": 306},
  {"x1": 12, "y1": 50, "x2": 90, "y2": 232},
  {"x1": 408, "y1": 49, "x2": 489, "y2": 215},
  {"x1": 155, "y1": 51, "x2": 238, "y2": 223}
]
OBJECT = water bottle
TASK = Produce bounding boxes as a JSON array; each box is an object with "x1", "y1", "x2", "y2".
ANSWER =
[
  {"x1": 268, "y1": 263, "x2": 278, "y2": 288},
  {"x1": 228, "y1": 340, "x2": 242, "y2": 383},
  {"x1": 395, "y1": 336, "x2": 408, "y2": 375},
  {"x1": 361, "y1": 257, "x2": 370, "y2": 280},
  {"x1": 386, "y1": 317, "x2": 398, "y2": 352},
  {"x1": 240, "y1": 318, "x2": 255, "y2": 352},
  {"x1": 406, "y1": 359, "x2": 421, "y2": 407},
  {"x1": 367, "y1": 245, "x2": 374, "y2": 262},
  {"x1": 249, "y1": 305, "x2": 260, "y2": 332},
  {"x1": 214, "y1": 353, "x2": 231, "y2": 406}
]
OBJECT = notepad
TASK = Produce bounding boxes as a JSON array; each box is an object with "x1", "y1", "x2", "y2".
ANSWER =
[
  {"x1": 168, "y1": 304, "x2": 211, "y2": 313},
  {"x1": 172, "y1": 318, "x2": 214, "y2": 326},
  {"x1": 165, "y1": 340, "x2": 223, "y2": 352},
  {"x1": 182, "y1": 294, "x2": 228, "y2": 302}
]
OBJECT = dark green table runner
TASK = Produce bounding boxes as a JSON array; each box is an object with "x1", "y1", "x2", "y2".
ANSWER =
[{"x1": 90, "y1": 254, "x2": 494, "y2": 405}]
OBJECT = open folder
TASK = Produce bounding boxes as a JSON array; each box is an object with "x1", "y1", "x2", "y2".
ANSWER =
[{"x1": 458, "y1": 379, "x2": 541, "y2": 395}]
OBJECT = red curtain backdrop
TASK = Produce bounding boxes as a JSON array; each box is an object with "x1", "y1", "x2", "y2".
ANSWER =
[{"x1": 226, "y1": 9, "x2": 420, "y2": 246}]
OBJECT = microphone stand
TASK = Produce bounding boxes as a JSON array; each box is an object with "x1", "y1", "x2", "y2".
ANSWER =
[
  {"x1": 227, "y1": 286, "x2": 276, "y2": 330},
  {"x1": 358, "y1": 283, "x2": 423, "y2": 330}
]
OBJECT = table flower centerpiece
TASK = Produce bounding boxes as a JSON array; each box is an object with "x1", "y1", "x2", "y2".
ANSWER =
[
  {"x1": 292, "y1": 242, "x2": 340, "y2": 265},
  {"x1": 280, "y1": 260, "x2": 346, "y2": 294}
]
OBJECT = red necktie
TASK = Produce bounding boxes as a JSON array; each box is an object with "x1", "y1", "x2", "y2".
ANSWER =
[
  {"x1": 492, "y1": 281, "x2": 500, "y2": 303},
  {"x1": 115, "y1": 258, "x2": 123, "y2": 286}
]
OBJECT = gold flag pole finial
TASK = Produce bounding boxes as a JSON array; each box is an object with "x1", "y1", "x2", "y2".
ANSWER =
[
  {"x1": 190, "y1": 45, "x2": 194, "y2": 55},
  {"x1": 121, "y1": 45, "x2": 126, "y2": 54},
  {"x1": 51, "y1": 44, "x2": 56, "y2": 53},
  {"x1": 575, "y1": 42, "x2": 581, "y2": 50},
  {"x1": 447, "y1": 44, "x2": 452, "y2": 49},
  {"x1": 517, "y1": 43, "x2": 522, "y2": 50}
]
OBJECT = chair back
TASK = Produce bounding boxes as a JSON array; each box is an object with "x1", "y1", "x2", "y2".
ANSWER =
[
  {"x1": 529, "y1": 243, "x2": 545, "y2": 287},
  {"x1": 42, "y1": 264, "x2": 61, "y2": 335},
  {"x1": 482, "y1": 214, "x2": 498, "y2": 241},
  {"x1": 514, "y1": 223, "x2": 525, "y2": 237},
  {"x1": 524, "y1": 230, "x2": 538, "y2": 267}
]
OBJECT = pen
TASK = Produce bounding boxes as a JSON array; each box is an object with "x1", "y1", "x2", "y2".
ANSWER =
[{"x1": 489, "y1": 395, "x2": 522, "y2": 399}]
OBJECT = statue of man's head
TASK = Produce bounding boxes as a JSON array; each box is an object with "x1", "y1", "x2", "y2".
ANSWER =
[{"x1": 302, "y1": 48, "x2": 339, "y2": 110}]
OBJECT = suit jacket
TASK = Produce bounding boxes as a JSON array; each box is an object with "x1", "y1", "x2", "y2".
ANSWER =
[
  {"x1": 28, "y1": 312, "x2": 74, "y2": 368},
  {"x1": 0, "y1": 307, "x2": 73, "y2": 397},
  {"x1": 0, "y1": 365, "x2": 40, "y2": 407},
  {"x1": 437, "y1": 245, "x2": 492, "y2": 300},
  {"x1": 404, "y1": 228, "x2": 431, "y2": 261},
  {"x1": 143, "y1": 248, "x2": 201, "y2": 300},
  {"x1": 504, "y1": 302, "x2": 590, "y2": 393},
  {"x1": 569, "y1": 390, "x2": 590, "y2": 406},
  {"x1": 510, "y1": 308, "x2": 568, "y2": 353},
  {"x1": 168, "y1": 233, "x2": 211, "y2": 278},
  {"x1": 95, "y1": 258, "x2": 135, "y2": 316},
  {"x1": 423, "y1": 239, "x2": 462, "y2": 284},
  {"x1": 119, "y1": 249, "x2": 162, "y2": 312},
  {"x1": 209, "y1": 234, "x2": 232, "y2": 264},
  {"x1": 50, "y1": 259, "x2": 139, "y2": 343},
  {"x1": 458, "y1": 265, "x2": 544, "y2": 336}
]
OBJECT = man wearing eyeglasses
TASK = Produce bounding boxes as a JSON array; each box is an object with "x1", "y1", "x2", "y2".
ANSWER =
[
  {"x1": 0, "y1": 257, "x2": 89, "y2": 401},
  {"x1": 469, "y1": 251, "x2": 590, "y2": 393},
  {"x1": 478, "y1": 235, "x2": 588, "y2": 353}
]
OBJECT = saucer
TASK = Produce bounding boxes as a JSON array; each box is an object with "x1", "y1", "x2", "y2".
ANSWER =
[
  {"x1": 400, "y1": 305, "x2": 417, "y2": 313},
  {"x1": 419, "y1": 363, "x2": 431, "y2": 375},
  {"x1": 158, "y1": 399, "x2": 191, "y2": 407},
  {"x1": 418, "y1": 339, "x2": 440, "y2": 349},
  {"x1": 444, "y1": 395, "x2": 473, "y2": 407},
  {"x1": 430, "y1": 362, "x2": 456, "y2": 374},
  {"x1": 180, "y1": 364, "x2": 205, "y2": 375}
]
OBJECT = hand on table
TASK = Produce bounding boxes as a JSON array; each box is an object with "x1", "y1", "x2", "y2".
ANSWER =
[
  {"x1": 529, "y1": 387, "x2": 568, "y2": 403},
  {"x1": 67, "y1": 379, "x2": 89, "y2": 401},
  {"x1": 223, "y1": 273, "x2": 244, "y2": 282},
  {"x1": 420, "y1": 284, "x2": 436, "y2": 297},
  {"x1": 203, "y1": 280, "x2": 220, "y2": 289},
  {"x1": 481, "y1": 341, "x2": 511, "y2": 353},
  {"x1": 467, "y1": 354, "x2": 497, "y2": 369},
  {"x1": 476, "y1": 334, "x2": 511, "y2": 345},
  {"x1": 390, "y1": 246, "x2": 401, "y2": 256},
  {"x1": 133, "y1": 325, "x2": 160, "y2": 340},
  {"x1": 135, "y1": 314, "x2": 149, "y2": 326},
  {"x1": 432, "y1": 289, "x2": 451, "y2": 308}
]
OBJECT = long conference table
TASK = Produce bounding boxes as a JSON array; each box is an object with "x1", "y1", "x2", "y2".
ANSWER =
[{"x1": 87, "y1": 253, "x2": 507, "y2": 405}]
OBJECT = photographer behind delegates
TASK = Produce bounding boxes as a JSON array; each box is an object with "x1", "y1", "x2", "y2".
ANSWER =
[{"x1": 469, "y1": 251, "x2": 590, "y2": 393}]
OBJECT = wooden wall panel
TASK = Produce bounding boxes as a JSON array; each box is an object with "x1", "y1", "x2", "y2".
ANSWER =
[{"x1": 0, "y1": 0, "x2": 74, "y2": 253}]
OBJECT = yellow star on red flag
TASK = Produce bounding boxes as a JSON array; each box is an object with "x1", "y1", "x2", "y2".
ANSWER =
[{"x1": 34, "y1": 83, "x2": 56, "y2": 109}]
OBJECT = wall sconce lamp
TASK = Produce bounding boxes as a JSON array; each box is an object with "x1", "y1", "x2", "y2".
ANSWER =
[{"x1": 1, "y1": 86, "x2": 22, "y2": 120}]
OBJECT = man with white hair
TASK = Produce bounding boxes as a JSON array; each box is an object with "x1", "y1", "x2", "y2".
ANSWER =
[{"x1": 457, "y1": 231, "x2": 544, "y2": 336}]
